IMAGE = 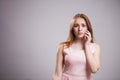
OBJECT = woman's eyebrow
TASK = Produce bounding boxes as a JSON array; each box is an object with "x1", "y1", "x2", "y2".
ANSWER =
[
  {"x1": 74, "y1": 23, "x2": 79, "y2": 26},
  {"x1": 81, "y1": 23, "x2": 86, "y2": 25}
]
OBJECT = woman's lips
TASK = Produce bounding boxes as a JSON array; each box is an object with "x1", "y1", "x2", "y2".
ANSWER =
[{"x1": 78, "y1": 32, "x2": 84, "y2": 35}]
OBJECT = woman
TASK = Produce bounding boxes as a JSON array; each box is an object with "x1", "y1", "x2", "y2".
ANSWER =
[{"x1": 52, "y1": 13, "x2": 100, "y2": 80}]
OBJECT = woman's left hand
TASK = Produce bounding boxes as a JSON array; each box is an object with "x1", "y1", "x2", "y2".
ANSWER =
[{"x1": 84, "y1": 30, "x2": 92, "y2": 44}]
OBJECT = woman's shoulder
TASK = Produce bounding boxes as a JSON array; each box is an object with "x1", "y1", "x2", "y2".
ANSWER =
[
  {"x1": 55, "y1": 43, "x2": 68, "y2": 56},
  {"x1": 57, "y1": 42, "x2": 68, "y2": 49},
  {"x1": 92, "y1": 42, "x2": 100, "y2": 48},
  {"x1": 91, "y1": 42, "x2": 100, "y2": 52}
]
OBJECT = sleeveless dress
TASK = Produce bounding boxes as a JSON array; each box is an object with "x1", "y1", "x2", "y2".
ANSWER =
[{"x1": 62, "y1": 43, "x2": 95, "y2": 80}]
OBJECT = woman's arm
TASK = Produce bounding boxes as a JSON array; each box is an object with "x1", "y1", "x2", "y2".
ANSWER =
[
  {"x1": 85, "y1": 43, "x2": 100, "y2": 73},
  {"x1": 52, "y1": 44, "x2": 64, "y2": 80}
]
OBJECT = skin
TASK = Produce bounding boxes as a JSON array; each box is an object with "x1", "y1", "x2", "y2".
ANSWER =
[{"x1": 52, "y1": 18, "x2": 100, "y2": 80}]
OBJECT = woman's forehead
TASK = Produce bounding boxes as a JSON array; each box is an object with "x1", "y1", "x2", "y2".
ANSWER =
[{"x1": 74, "y1": 18, "x2": 86, "y2": 24}]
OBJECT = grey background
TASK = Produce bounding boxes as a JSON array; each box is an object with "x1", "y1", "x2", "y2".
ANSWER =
[{"x1": 0, "y1": 0, "x2": 120, "y2": 80}]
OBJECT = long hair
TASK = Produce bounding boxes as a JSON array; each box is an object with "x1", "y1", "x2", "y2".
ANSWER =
[{"x1": 60, "y1": 13, "x2": 94, "y2": 48}]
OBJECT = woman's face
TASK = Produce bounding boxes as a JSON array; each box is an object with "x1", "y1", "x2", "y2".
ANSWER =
[{"x1": 73, "y1": 18, "x2": 88, "y2": 39}]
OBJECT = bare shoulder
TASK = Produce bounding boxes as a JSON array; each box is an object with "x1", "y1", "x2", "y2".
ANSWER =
[
  {"x1": 57, "y1": 43, "x2": 64, "y2": 50},
  {"x1": 56, "y1": 43, "x2": 66, "y2": 54},
  {"x1": 57, "y1": 43, "x2": 68, "y2": 50},
  {"x1": 93, "y1": 43, "x2": 100, "y2": 52},
  {"x1": 93, "y1": 43, "x2": 100, "y2": 49}
]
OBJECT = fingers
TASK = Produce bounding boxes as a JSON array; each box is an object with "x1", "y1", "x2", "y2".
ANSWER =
[
  {"x1": 85, "y1": 30, "x2": 91, "y2": 36},
  {"x1": 85, "y1": 30, "x2": 89, "y2": 37},
  {"x1": 84, "y1": 30, "x2": 92, "y2": 41},
  {"x1": 84, "y1": 30, "x2": 92, "y2": 43}
]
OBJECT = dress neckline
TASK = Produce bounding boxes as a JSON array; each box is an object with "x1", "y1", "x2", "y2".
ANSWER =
[{"x1": 69, "y1": 47, "x2": 84, "y2": 53}]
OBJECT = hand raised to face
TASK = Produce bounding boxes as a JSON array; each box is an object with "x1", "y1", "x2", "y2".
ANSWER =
[{"x1": 84, "y1": 30, "x2": 92, "y2": 44}]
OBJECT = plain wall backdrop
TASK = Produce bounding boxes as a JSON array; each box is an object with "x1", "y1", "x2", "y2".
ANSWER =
[{"x1": 0, "y1": 0, "x2": 120, "y2": 80}]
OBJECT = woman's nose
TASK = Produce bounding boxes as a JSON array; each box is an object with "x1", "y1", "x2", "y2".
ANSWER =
[{"x1": 78, "y1": 26, "x2": 82, "y2": 31}]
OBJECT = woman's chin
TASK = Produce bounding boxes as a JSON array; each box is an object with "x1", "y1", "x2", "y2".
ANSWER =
[{"x1": 77, "y1": 36, "x2": 84, "y2": 39}]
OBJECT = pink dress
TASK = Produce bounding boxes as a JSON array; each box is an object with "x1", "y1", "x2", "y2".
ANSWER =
[{"x1": 62, "y1": 44, "x2": 95, "y2": 80}]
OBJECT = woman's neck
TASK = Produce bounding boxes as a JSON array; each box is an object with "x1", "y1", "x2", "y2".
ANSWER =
[{"x1": 72, "y1": 38, "x2": 84, "y2": 50}]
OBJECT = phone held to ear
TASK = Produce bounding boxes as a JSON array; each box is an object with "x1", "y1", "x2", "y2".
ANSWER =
[
  {"x1": 83, "y1": 35, "x2": 87, "y2": 41},
  {"x1": 83, "y1": 30, "x2": 88, "y2": 41}
]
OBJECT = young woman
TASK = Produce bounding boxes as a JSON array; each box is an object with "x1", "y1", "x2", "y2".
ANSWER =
[{"x1": 52, "y1": 13, "x2": 100, "y2": 80}]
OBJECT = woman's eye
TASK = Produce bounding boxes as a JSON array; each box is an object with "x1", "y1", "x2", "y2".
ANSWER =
[
  {"x1": 81, "y1": 24, "x2": 86, "y2": 27},
  {"x1": 74, "y1": 24, "x2": 79, "y2": 27}
]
